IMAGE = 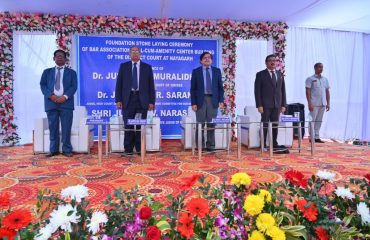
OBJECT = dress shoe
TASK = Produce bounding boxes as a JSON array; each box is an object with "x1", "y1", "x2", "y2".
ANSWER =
[
  {"x1": 122, "y1": 151, "x2": 133, "y2": 156},
  {"x1": 274, "y1": 149, "x2": 290, "y2": 154},
  {"x1": 136, "y1": 151, "x2": 141, "y2": 155},
  {"x1": 315, "y1": 139, "x2": 325, "y2": 143},
  {"x1": 62, "y1": 152, "x2": 73, "y2": 157},
  {"x1": 45, "y1": 152, "x2": 59, "y2": 157},
  {"x1": 273, "y1": 145, "x2": 286, "y2": 149},
  {"x1": 206, "y1": 148, "x2": 216, "y2": 152}
]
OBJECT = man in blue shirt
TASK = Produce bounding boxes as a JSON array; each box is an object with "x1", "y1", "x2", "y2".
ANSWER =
[{"x1": 190, "y1": 52, "x2": 224, "y2": 151}]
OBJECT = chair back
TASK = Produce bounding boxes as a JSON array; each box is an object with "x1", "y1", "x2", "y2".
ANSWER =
[
  {"x1": 187, "y1": 106, "x2": 196, "y2": 122},
  {"x1": 72, "y1": 106, "x2": 87, "y2": 128}
]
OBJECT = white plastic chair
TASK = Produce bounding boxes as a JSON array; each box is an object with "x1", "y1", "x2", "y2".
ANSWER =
[{"x1": 33, "y1": 106, "x2": 94, "y2": 153}]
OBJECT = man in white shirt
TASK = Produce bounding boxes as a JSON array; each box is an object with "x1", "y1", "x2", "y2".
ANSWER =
[
  {"x1": 40, "y1": 50, "x2": 77, "y2": 157},
  {"x1": 254, "y1": 54, "x2": 288, "y2": 152},
  {"x1": 305, "y1": 62, "x2": 330, "y2": 143},
  {"x1": 115, "y1": 46, "x2": 155, "y2": 156}
]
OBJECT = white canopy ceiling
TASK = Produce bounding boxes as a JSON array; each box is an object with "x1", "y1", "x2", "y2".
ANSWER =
[{"x1": 1, "y1": 0, "x2": 370, "y2": 33}]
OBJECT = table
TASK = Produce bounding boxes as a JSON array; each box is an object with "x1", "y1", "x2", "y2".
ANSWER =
[
  {"x1": 235, "y1": 118, "x2": 317, "y2": 158},
  {"x1": 183, "y1": 119, "x2": 232, "y2": 161},
  {"x1": 87, "y1": 119, "x2": 151, "y2": 164}
]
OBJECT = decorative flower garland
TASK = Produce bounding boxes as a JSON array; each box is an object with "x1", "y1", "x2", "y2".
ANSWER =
[{"x1": 0, "y1": 12, "x2": 288, "y2": 145}]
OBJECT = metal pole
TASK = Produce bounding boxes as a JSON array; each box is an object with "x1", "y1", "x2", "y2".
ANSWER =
[
  {"x1": 98, "y1": 124, "x2": 102, "y2": 165},
  {"x1": 226, "y1": 123, "x2": 230, "y2": 155},
  {"x1": 237, "y1": 120, "x2": 241, "y2": 160},
  {"x1": 204, "y1": 122, "x2": 207, "y2": 151},
  {"x1": 198, "y1": 123, "x2": 202, "y2": 161},
  {"x1": 191, "y1": 123, "x2": 195, "y2": 156},
  {"x1": 260, "y1": 122, "x2": 264, "y2": 154},
  {"x1": 268, "y1": 122, "x2": 273, "y2": 158},
  {"x1": 141, "y1": 125, "x2": 146, "y2": 163},
  {"x1": 105, "y1": 123, "x2": 109, "y2": 156},
  {"x1": 310, "y1": 122, "x2": 315, "y2": 156},
  {"x1": 297, "y1": 121, "x2": 302, "y2": 153}
]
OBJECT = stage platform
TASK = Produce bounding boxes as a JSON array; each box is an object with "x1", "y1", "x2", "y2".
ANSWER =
[{"x1": 0, "y1": 139, "x2": 369, "y2": 209}]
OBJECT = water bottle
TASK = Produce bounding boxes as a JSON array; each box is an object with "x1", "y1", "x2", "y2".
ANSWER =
[
  {"x1": 147, "y1": 110, "x2": 153, "y2": 124},
  {"x1": 135, "y1": 113, "x2": 142, "y2": 119}
]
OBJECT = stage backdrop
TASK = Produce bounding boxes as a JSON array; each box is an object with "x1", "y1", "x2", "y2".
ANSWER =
[
  {"x1": 0, "y1": 12, "x2": 288, "y2": 145},
  {"x1": 77, "y1": 36, "x2": 219, "y2": 138}
]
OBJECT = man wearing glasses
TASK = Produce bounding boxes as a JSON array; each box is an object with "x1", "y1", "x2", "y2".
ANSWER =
[
  {"x1": 115, "y1": 46, "x2": 156, "y2": 156},
  {"x1": 190, "y1": 52, "x2": 224, "y2": 152},
  {"x1": 254, "y1": 54, "x2": 288, "y2": 153}
]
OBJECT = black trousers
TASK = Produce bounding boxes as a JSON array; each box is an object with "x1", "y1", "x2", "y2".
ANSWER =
[
  {"x1": 261, "y1": 108, "x2": 279, "y2": 147},
  {"x1": 122, "y1": 93, "x2": 147, "y2": 152}
]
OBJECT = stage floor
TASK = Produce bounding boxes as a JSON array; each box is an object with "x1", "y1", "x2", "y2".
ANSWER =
[{"x1": 0, "y1": 139, "x2": 369, "y2": 209}]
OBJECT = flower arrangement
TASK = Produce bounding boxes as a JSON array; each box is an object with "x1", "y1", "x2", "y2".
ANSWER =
[
  {"x1": 0, "y1": 12, "x2": 288, "y2": 144},
  {"x1": 1, "y1": 169, "x2": 369, "y2": 239}
]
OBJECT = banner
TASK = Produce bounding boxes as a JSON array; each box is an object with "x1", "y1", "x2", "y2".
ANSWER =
[{"x1": 77, "y1": 36, "x2": 219, "y2": 138}]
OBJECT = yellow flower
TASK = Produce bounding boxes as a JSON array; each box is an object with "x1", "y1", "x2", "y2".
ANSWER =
[
  {"x1": 231, "y1": 172, "x2": 251, "y2": 186},
  {"x1": 256, "y1": 213, "x2": 276, "y2": 233},
  {"x1": 266, "y1": 226, "x2": 286, "y2": 240},
  {"x1": 258, "y1": 189, "x2": 272, "y2": 203},
  {"x1": 249, "y1": 230, "x2": 266, "y2": 240},
  {"x1": 243, "y1": 195, "x2": 265, "y2": 216}
]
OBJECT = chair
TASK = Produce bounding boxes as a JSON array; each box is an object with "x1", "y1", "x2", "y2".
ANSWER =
[
  {"x1": 239, "y1": 106, "x2": 293, "y2": 148},
  {"x1": 109, "y1": 111, "x2": 161, "y2": 152},
  {"x1": 238, "y1": 106, "x2": 261, "y2": 148},
  {"x1": 33, "y1": 106, "x2": 94, "y2": 153},
  {"x1": 181, "y1": 106, "x2": 230, "y2": 150}
]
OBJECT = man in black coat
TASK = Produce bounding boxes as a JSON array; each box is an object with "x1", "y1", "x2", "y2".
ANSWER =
[
  {"x1": 115, "y1": 46, "x2": 155, "y2": 155},
  {"x1": 254, "y1": 54, "x2": 287, "y2": 150}
]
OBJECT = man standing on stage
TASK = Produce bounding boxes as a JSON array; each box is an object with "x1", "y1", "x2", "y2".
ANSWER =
[
  {"x1": 115, "y1": 46, "x2": 155, "y2": 155},
  {"x1": 190, "y1": 52, "x2": 224, "y2": 152},
  {"x1": 305, "y1": 62, "x2": 330, "y2": 143},
  {"x1": 40, "y1": 50, "x2": 77, "y2": 157},
  {"x1": 254, "y1": 54, "x2": 287, "y2": 152}
]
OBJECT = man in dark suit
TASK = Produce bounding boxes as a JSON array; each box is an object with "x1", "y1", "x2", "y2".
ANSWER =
[
  {"x1": 115, "y1": 46, "x2": 155, "y2": 155},
  {"x1": 190, "y1": 52, "x2": 224, "y2": 152},
  {"x1": 254, "y1": 54, "x2": 287, "y2": 151},
  {"x1": 40, "y1": 50, "x2": 77, "y2": 157}
]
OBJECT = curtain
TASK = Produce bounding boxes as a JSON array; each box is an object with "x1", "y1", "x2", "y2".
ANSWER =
[
  {"x1": 285, "y1": 27, "x2": 370, "y2": 141},
  {"x1": 235, "y1": 39, "x2": 273, "y2": 116},
  {"x1": 13, "y1": 32, "x2": 57, "y2": 144},
  {"x1": 363, "y1": 34, "x2": 370, "y2": 141}
]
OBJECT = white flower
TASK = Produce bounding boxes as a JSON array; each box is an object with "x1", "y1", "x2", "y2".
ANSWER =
[
  {"x1": 357, "y1": 202, "x2": 370, "y2": 225},
  {"x1": 87, "y1": 211, "x2": 108, "y2": 234},
  {"x1": 335, "y1": 187, "x2": 354, "y2": 199},
  {"x1": 35, "y1": 224, "x2": 56, "y2": 240},
  {"x1": 316, "y1": 170, "x2": 336, "y2": 181},
  {"x1": 49, "y1": 204, "x2": 80, "y2": 232},
  {"x1": 61, "y1": 185, "x2": 89, "y2": 202}
]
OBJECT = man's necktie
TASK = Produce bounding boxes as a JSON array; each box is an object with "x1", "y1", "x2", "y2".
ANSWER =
[
  {"x1": 132, "y1": 62, "x2": 138, "y2": 90},
  {"x1": 271, "y1": 70, "x2": 277, "y2": 85},
  {"x1": 206, "y1": 67, "x2": 212, "y2": 93},
  {"x1": 55, "y1": 67, "x2": 62, "y2": 91}
]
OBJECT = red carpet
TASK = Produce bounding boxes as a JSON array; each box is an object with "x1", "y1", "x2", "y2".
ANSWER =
[{"x1": 0, "y1": 139, "x2": 369, "y2": 209}]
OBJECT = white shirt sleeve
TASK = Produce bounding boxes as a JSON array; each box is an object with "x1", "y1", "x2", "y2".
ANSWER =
[{"x1": 305, "y1": 77, "x2": 312, "y2": 88}]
